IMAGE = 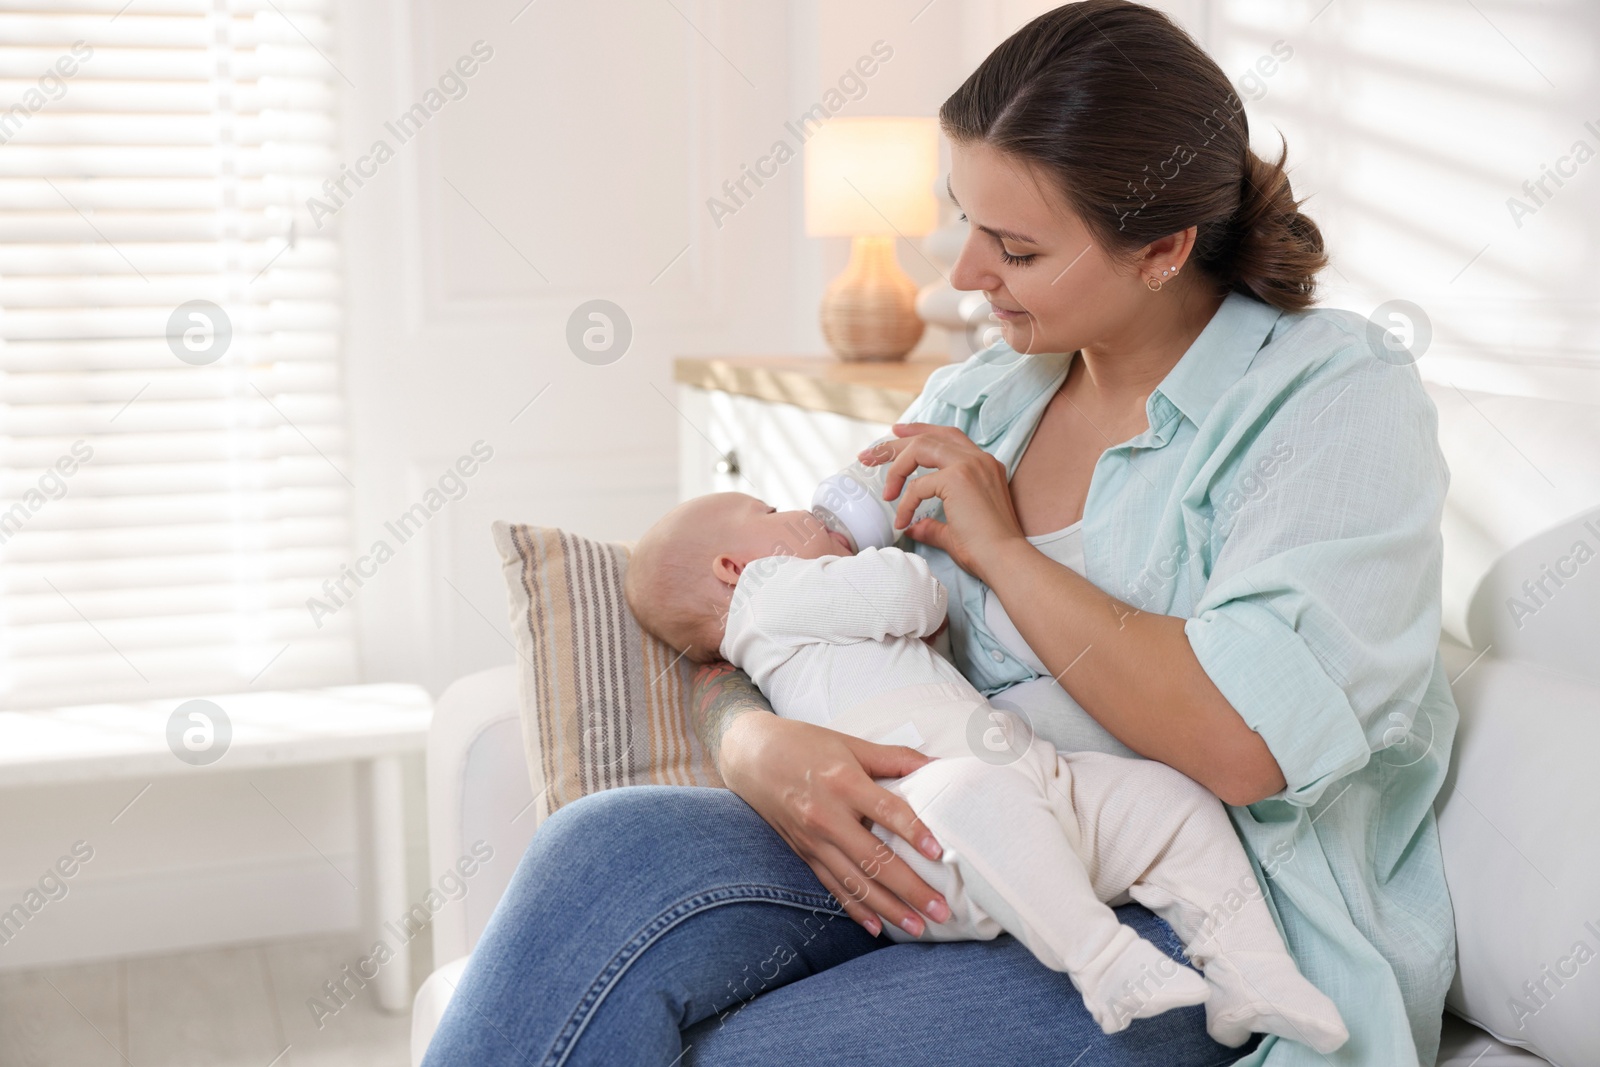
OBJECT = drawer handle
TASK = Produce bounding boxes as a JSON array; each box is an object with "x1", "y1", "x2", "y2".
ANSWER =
[{"x1": 715, "y1": 450, "x2": 740, "y2": 477}]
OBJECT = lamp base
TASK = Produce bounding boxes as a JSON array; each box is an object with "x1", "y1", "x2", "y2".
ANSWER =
[{"x1": 819, "y1": 235, "x2": 925, "y2": 362}]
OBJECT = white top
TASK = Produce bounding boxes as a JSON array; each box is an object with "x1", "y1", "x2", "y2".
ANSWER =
[
  {"x1": 980, "y1": 520, "x2": 1139, "y2": 759},
  {"x1": 720, "y1": 547, "x2": 976, "y2": 728},
  {"x1": 982, "y1": 519, "x2": 1084, "y2": 674}
]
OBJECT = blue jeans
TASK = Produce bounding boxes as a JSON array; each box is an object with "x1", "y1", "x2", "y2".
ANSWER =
[{"x1": 422, "y1": 786, "x2": 1259, "y2": 1066}]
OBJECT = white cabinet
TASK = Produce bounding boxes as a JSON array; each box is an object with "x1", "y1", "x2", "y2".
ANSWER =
[
  {"x1": 673, "y1": 354, "x2": 943, "y2": 508},
  {"x1": 676, "y1": 385, "x2": 893, "y2": 509}
]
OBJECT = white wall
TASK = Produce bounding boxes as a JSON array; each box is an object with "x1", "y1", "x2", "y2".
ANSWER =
[{"x1": 1197, "y1": 0, "x2": 1600, "y2": 402}]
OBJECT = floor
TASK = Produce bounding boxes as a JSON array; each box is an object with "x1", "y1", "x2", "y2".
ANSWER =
[{"x1": 0, "y1": 935, "x2": 411, "y2": 1067}]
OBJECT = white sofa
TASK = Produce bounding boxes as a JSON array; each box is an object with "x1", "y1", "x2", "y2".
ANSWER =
[
  {"x1": 410, "y1": 664, "x2": 539, "y2": 1063},
  {"x1": 412, "y1": 382, "x2": 1600, "y2": 1066}
]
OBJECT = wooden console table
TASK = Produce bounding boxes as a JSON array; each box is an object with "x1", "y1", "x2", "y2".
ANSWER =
[{"x1": 672, "y1": 354, "x2": 952, "y2": 509}]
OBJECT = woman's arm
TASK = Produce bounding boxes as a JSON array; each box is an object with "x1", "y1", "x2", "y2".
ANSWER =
[
  {"x1": 689, "y1": 659, "x2": 773, "y2": 760},
  {"x1": 687, "y1": 661, "x2": 954, "y2": 936},
  {"x1": 868, "y1": 424, "x2": 1285, "y2": 806},
  {"x1": 984, "y1": 541, "x2": 1285, "y2": 806}
]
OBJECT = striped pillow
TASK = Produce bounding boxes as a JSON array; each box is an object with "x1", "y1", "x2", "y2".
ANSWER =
[{"x1": 492, "y1": 522, "x2": 725, "y2": 820}]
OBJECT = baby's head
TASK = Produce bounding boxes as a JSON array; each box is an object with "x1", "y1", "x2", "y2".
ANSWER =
[{"x1": 624, "y1": 492, "x2": 851, "y2": 663}]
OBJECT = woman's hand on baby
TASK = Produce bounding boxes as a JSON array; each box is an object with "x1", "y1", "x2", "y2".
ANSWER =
[
  {"x1": 720, "y1": 712, "x2": 954, "y2": 938},
  {"x1": 861, "y1": 423, "x2": 1027, "y2": 583}
]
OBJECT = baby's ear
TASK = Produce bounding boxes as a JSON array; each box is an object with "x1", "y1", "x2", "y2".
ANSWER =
[{"x1": 710, "y1": 553, "x2": 742, "y2": 585}]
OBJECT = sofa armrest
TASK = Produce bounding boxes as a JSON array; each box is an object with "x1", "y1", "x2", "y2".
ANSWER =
[
  {"x1": 1435, "y1": 641, "x2": 1598, "y2": 1065},
  {"x1": 410, "y1": 955, "x2": 471, "y2": 1067},
  {"x1": 426, "y1": 664, "x2": 541, "y2": 966}
]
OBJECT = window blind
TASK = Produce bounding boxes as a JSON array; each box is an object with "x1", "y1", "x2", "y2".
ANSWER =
[{"x1": 0, "y1": 0, "x2": 356, "y2": 709}]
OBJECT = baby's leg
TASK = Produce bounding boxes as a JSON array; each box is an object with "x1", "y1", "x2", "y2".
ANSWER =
[
  {"x1": 1062, "y1": 752, "x2": 1348, "y2": 1053},
  {"x1": 870, "y1": 734, "x2": 1206, "y2": 1035}
]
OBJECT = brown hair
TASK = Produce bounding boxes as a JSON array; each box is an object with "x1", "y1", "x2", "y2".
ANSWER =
[{"x1": 940, "y1": 0, "x2": 1326, "y2": 311}]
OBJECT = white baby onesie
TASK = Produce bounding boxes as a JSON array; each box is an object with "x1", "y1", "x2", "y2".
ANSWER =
[{"x1": 720, "y1": 548, "x2": 1348, "y2": 1051}]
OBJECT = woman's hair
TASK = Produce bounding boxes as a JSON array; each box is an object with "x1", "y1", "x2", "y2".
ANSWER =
[{"x1": 939, "y1": 0, "x2": 1326, "y2": 311}]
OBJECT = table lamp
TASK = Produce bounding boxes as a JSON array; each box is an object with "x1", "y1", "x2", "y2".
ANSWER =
[{"x1": 805, "y1": 116, "x2": 939, "y2": 362}]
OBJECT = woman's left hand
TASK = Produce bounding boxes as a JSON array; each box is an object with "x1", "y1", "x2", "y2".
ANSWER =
[{"x1": 859, "y1": 423, "x2": 1026, "y2": 582}]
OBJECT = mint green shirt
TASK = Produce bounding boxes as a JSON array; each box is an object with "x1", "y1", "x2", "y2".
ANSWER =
[{"x1": 898, "y1": 292, "x2": 1458, "y2": 1066}]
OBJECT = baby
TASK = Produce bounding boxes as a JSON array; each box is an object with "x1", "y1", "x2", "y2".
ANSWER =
[{"x1": 624, "y1": 491, "x2": 1347, "y2": 1050}]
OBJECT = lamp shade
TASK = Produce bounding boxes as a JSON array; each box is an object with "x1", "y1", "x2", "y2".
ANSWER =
[{"x1": 804, "y1": 117, "x2": 939, "y2": 238}]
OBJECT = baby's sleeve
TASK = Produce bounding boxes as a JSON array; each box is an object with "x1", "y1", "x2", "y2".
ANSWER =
[{"x1": 744, "y1": 547, "x2": 948, "y2": 644}]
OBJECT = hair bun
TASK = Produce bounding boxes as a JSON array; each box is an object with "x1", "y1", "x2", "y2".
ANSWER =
[{"x1": 1223, "y1": 138, "x2": 1328, "y2": 310}]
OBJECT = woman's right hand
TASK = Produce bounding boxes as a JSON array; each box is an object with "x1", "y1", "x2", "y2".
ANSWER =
[{"x1": 719, "y1": 711, "x2": 953, "y2": 938}]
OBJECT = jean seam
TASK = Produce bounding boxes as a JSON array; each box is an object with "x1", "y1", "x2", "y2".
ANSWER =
[{"x1": 537, "y1": 883, "x2": 846, "y2": 1067}]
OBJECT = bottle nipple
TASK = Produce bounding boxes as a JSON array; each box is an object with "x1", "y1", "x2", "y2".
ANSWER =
[{"x1": 810, "y1": 505, "x2": 857, "y2": 554}]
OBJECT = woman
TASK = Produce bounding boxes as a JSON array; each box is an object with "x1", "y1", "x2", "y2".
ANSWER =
[{"x1": 424, "y1": 2, "x2": 1457, "y2": 1064}]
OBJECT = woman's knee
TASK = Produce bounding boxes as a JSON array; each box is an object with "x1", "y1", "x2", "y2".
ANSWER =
[
  {"x1": 520, "y1": 785, "x2": 821, "y2": 908},
  {"x1": 539, "y1": 785, "x2": 749, "y2": 851},
  {"x1": 538, "y1": 785, "x2": 669, "y2": 849}
]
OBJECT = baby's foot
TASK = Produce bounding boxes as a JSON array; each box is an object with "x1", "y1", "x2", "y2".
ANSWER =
[
  {"x1": 1074, "y1": 926, "x2": 1209, "y2": 1035},
  {"x1": 1203, "y1": 951, "x2": 1349, "y2": 1053}
]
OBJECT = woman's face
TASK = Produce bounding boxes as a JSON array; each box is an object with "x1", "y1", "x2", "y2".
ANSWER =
[{"x1": 947, "y1": 140, "x2": 1146, "y2": 357}]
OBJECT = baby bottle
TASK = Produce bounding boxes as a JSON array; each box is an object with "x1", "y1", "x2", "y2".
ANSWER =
[{"x1": 810, "y1": 440, "x2": 945, "y2": 553}]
